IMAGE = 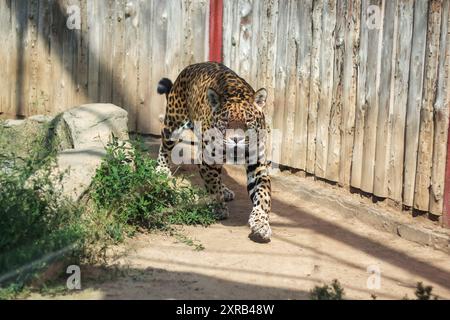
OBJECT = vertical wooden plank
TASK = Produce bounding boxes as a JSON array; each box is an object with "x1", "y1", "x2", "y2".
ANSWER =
[
  {"x1": 387, "y1": 0, "x2": 414, "y2": 202},
  {"x1": 307, "y1": 0, "x2": 324, "y2": 174},
  {"x1": 326, "y1": 0, "x2": 345, "y2": 182},
  {"x1": 236, "y1": 0, "x2": 252, "y2": 81},
  {"x1": 49, "y1": 0, "x2": 66, "y2": 114},
  {"x1": 144, "y1": 0, "x2": 167, "y2": 134},
  {"x1": 315, "y1": 0, "x2": 337, "y2": 179},
  {"x1": 137, "y1": 0, "x2": 154, "y2": 134},
  {"x1": 34, "y1": 0, "x2": 53, "y2": 114},
  {"x1": 360, "y1": 0, "x2": 382, "y2": 193},
  {"x1": 430, "y1": 0, "x2": 450, "y2": 215},
  {"x1": 292, "y1": 0, "x2": 313, "y2": 170},
  {"x1": 373, "y1": 0, "x2": 397, "y2": 198},
  {"x1": 222, "y1": 0, "x2": 234, "y2": 68},
  {"x1": 192, "y1": 0, "x2": 209, "y2": 62},
  {"x1": 403, "y1": 0, "x2": 428, "y2": 207},
  {"x1": 165, "y1": 0, "x2": 183, "y2": 78},
  {"x1": 98, "y1": 0, "x2": 114, "y2": 103},
  {"x1": 13, "y1": 0, "x2": 30, "y2": 117},
  {"x1": 23, "y1": 0, "x2": 39, "y2": 116},
  {"x1": 272, "y1": 0, "x2": 289, "y2": 165},
  {"x1": 260, "y1": 0, "x2": 278, "y2": 163},
  {"x1": 75, "y1": 0, "x2": 89, "y2": 106},
  {"x1": 62, "y1": 0, "x2": 78, "y2": 111},
  {"x1": 414, "y1": 0, "x2": 442, "y2": 211},
  {"x1": 0, "y1": 0, "x2": 11, "y2": 115},
  {"x1": 281, "y1": 0, "x2": 297, "y2": 167},
  {"x1": 87, "y1": 0, "x2": 100, "y2": 102},
  {"x1": 123, "y1": 0, "x2": 140, "y2": 132},
  {"x1": 112, "y1": 0, "x2": 126, "y2": 109},
  {"x1": 340, "y1": 0, "x2": 361, "y2": 187},
  {"x1": 351, "y1": 0, "x2": 369, "y2": 189},
  {"x1": 442, "y1": 0, "x2": 450, "y2": 225},
  {"x1": 248, "y1": 0, "x2": 261, "y2": 89}
]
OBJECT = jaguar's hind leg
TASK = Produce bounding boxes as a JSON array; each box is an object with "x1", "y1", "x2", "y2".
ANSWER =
[{"x1": 156, "y1": 83, "x2": 189, "y2": 176}]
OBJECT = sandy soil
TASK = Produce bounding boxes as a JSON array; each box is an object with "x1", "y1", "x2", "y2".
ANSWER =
[{"x1": 29, "y1": 139, "x2": 450, "y2": 300}]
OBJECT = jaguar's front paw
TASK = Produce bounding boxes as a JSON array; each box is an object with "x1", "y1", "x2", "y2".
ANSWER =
[
  {"x1": 213, "y1": 203, "x2": 229, "y2": 220},
  {"x1": 248, "y1": 209, "x2": 271, "y2": 243},
  {"x1": 222, "y1": 185, "x2": 235, "y2": 202}
]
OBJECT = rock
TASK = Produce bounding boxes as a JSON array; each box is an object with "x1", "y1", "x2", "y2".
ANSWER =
[
  {"x1": 23, "y1": 104, "x2": 130, "y2": 202},
  {"x1": 3, "y1": 119, "x2": 26, "y2": 128},
  {"x1": 62, "y1": 103, "x2": 129, "y2": 149},
  {"x1": 56, "y1": 147, "x2": 107, "y2": 202},
  {"x1": 28, "y1": 115, "x2": 53, "y2": 124}
]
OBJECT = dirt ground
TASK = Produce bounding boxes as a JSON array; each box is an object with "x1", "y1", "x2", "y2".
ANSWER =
[{"x1": 29, "y1": 138, "x2": 450, "y2": 300}]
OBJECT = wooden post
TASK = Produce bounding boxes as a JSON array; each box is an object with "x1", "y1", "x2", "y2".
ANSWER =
[
  {"x1": 209, "y1": 0, "x2": 223, "y2": 63},
  {"x1": 444, "y1": 114, "x2": 450, "y2": 227}
]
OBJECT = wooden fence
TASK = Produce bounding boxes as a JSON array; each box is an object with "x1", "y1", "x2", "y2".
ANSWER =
[
  {"x1": 223, "y1": 0, "x2": 450, "y2": 218},
  {"x1": 0, "y1": 0, "x2": 209, "y2": 133},
  {"x1": 1, "y1": 0, "x2": 450, "y2": 218}
]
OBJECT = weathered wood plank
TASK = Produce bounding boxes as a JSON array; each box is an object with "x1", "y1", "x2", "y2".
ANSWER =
[
  {"x1": 360, "y1": 0, "x2": 382, "y2": 193},
  {"x1": 291, "y1": 0, "x2": 313, "y2": 170},
  {"x1": 98, "y1": 0, "x2": 114, "y2": 103},
  {"x1": 281, "y1": 0, "x2": 297, "y2": 167},
  {"x1": 315, "y1": 0, "x2": 337, "y2": 179},
  {"x1": 414, "y1": 0, "x2": 443, "y2": 211},
  {"x1": 403, "y1": 0, "x2": 428, "y2": 207},
  {"x1": 137, "y1": 0, "x2": 155, "y2": 134},
  {"x1": 111, "y1": 0, "x2": 126, "y2": 109},
  {"x1": 262, "y1": 0, "x2": 279, "y2": 164},
  {"x1": 387, "y1": 0, "x2": 414, "y2": 203},
  {"x1": 272, "y1": 0, "x2": 289, "y2": 165},
  {"x1": 34, "y1": 0, "x2": 53, "y2": 114},
  {"x1": 373, "y1": 0, "x2": 396, "y2": 198},
  {"x1": 351, "y1": 0, "x2": 369, "y2": 189},
  {"x1": 123, "y1": 0, "x2": 140, "y2": 132},
  {"x1": 340, "y1": 0, "x2": 360, "y2": 187},
  {"x1": 87, "y1": 0, "x2": 100, "y2": 102},
  {"x1": 306, "y1": 0, "x2": 324, "y2": 174},
  {"x1": 75, "y1": 0, "x2": 89, "y2": 105},
  {"x1": 430, "y1": 0, "x2": 450, "y2": 215},
  {"x1": 326, "y1": 0, "x2": 345, "y2": 182},
  {"x1": 237, "y1": 0, "x2": 252, "y2": 81},
  {"x1": 0, "y1": 0, "x2": 11, "y2": 115}
]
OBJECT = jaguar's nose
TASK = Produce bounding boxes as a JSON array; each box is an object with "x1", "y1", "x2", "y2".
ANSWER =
[{"x1": 232, "y1": 136, "x2": 244, "y2": 144}]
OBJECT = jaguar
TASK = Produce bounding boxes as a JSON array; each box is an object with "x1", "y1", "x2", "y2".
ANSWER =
[{"x1": 156, "y1": 62, "x2": 272, "y2": 242}]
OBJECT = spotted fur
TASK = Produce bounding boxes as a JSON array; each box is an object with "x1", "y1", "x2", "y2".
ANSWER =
[{"x1": 156, "y1": 62, "x2": 272, "y2": 242}]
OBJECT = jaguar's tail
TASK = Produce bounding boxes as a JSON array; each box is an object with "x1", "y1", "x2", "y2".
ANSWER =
[{"x1": 157, "y1": 78, "x2": 173, "y2": 97}]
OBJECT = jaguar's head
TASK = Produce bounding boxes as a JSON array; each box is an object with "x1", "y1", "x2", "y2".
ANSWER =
[{"x1": 206, "y1": 87, "x2": 268, "y2": 149}]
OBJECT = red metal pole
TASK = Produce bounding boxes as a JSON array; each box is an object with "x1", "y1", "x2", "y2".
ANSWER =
[
  {"x1": 209, "y1": 0, "x2": 223, "y2": 63},
  {"x1": 443, "y1": 107, "x2": 450, "y2": 227}
]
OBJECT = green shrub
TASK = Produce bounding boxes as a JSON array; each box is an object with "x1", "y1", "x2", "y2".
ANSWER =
[
  {"x1": 403, "y1": 282, "x2": 439, "y2": 300},
  {"x1": 90, "y1": 136, "x2": 216, "y2": 234},
  {"x1": 0, "y1": 127, "x2": 216, "y2": 297},
  {"x1": 310, "y1": 279, "x2": 345, "y2": 300},
  {"x1": 0, "y1": 122, "x2": 85, "y2": 283}
]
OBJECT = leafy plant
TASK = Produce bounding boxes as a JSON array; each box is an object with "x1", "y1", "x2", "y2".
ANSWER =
[
  {"x1": 310, "y1": 279, "x2": 345, "y2": 300},
  {"x1": 90, "y1": 136, "x2": 216, "y2": 236},
  {"x1": 403, "y1": 282, "x2": 439, "y2": 300},
  {"x1": 0, "y1": 122, "x2": 85, "y2": 286}
]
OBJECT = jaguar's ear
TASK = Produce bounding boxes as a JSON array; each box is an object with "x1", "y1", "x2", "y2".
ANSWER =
[
  {"x1": 254, "y1": 88, "x2": 267, "y2": 110},
  {"x1": 207, "y1": 88, "x2": 221, "y2": 112}
]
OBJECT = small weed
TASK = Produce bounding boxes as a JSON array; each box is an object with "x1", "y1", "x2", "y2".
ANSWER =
[
  {"x1": 173, "y1": 232, "x2": 205, "y2": 252},
  {"x1": 403, "y1": 282, "x2": 439, "y2": 300},
  {"x1": 310, "y1": 279, "x2": 345, "y2": 300}
]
